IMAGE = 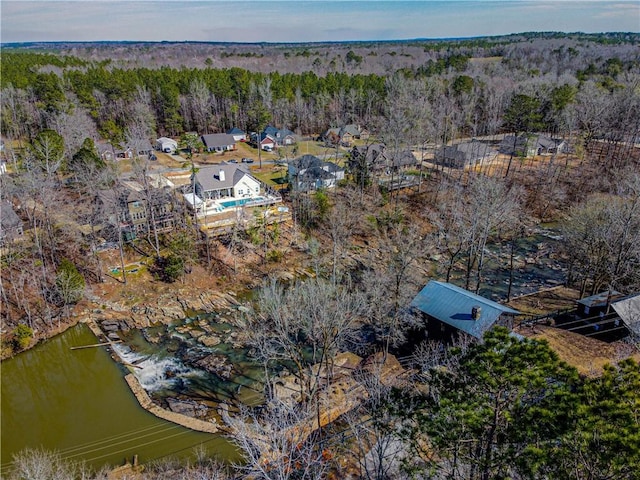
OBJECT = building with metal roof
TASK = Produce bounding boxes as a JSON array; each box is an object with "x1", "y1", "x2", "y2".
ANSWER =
[
  {"x1": 410, "y1": 281, "x2": 520, "y2": 339},
  {"x1": 612, "y1": 294, "x2": 640, "y2": 336}
]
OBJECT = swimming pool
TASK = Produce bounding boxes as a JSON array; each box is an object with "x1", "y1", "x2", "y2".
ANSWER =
[{"x1": 219, "y1": 196, "x2": 266, "y2": 208}]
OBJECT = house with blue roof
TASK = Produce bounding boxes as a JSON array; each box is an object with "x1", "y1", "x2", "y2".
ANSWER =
[
  {"x1": 410, "y1": 281, "x2": 520, "y2": 340},
  {"x1": 226, "y1": 127, "x2": 247, "y2": 142},
  {"x1": 262, "y1": 125, "x2": 296, "y2": 146}
]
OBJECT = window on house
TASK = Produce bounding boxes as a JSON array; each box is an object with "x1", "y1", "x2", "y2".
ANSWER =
[{"x1": 238, "y1": 189, "x2": 243, "y2": 195}]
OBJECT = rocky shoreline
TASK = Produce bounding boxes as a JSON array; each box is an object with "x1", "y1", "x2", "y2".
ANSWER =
[
  {"x1": 84, "y1": 289, "x2": 243, "y2": 329},
  {"x1": 76, "y1": 289, "x2": 248, "y2": 434},
  {"x1": 82, "y1": 318, "x2": 224, "y2": 433},
  {"x1": 123, "y1": 374, "x2": 220, "y2": 434}
]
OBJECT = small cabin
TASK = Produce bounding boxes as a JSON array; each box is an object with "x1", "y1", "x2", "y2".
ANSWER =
[
  {"x1": 554, "y1": 290, "x2": 634, "y2": 341},
  {"x1": 156, "y1": 137, "x2": 178, "y2": 154},
  {"x1": 576, "y1": 290, "x2": 624, "y2": 317},
  {"x1": 410, "y1": 281, "x2": 520, "y2": 341}
]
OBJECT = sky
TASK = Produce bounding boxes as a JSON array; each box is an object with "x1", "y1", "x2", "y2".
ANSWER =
[{"x1": 1, "y1": 1, "x2": 639, "y2": 44}]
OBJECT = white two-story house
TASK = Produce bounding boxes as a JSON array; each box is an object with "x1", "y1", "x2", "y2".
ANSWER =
[{"x1": 192, "y1": 164, "x2": 261, "y2": 201}]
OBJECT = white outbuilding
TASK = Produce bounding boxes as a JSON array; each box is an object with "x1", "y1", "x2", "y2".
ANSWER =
[{"x1": 156, "y1": 137, "x2": 178, "y2": 154}]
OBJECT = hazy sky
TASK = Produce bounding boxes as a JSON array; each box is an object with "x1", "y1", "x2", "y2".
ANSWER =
[{"x1": 2, "y1": 1, "x2": 639, "y2": 43}]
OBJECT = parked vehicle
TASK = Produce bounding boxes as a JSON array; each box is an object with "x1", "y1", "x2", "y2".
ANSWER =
[{"x1": 241, "y1": 158, "x2": 254, "y2": 163}]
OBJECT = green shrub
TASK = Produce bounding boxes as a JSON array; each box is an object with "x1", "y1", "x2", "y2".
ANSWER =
[
  {"x1": 266, "y1": 249, "x2": 284, "y2": 263},
  {"x1": 155, "y1": 254, "x2": 184, "y2": 283},
  {"x1": 13, "y1": 324, "x2": 34, "y2": 351},
  {"x1": 56, "y1": 258, "x2": 85, "y2": 304}
]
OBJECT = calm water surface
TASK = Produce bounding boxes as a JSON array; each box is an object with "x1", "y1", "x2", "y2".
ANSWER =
[{"x1": 1, "y1": 324, "x2": 237, "y2": 474}]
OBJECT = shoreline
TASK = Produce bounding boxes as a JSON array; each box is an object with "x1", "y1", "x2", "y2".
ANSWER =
[
  {"x1": 83, "y1": 317, "x2": 221, "y2": 435},
  {"x1": 123, "y1": 374, "x2": 219, "y2": 434}
]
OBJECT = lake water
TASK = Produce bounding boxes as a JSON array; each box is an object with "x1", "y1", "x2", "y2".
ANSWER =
[{"x1": 0, "y1": 324, "x2": 238, "y2": 474}]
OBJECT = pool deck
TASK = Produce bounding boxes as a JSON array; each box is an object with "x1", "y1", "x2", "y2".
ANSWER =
[{"x1": 198, "y1": 194, "x2": 282, "y2": 217}]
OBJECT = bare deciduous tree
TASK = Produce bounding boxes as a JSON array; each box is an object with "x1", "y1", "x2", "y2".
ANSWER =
[
  {"x1": 464, "y1": 175, "x2": 522, "y2": 293},
  {"x1": 247, "y1": 278, "x2": 366, "y2": 406},
  {"x1": 562, "y1": 170, "x2": 640, "y2": 296},
  {"x1": 224, "y1": 400, "x2": 330, "y2": 480}
]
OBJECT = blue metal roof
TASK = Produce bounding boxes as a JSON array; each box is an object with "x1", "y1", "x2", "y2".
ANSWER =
[{"x1": 410, "y1": 281, "x2": 520, "y2": 338}]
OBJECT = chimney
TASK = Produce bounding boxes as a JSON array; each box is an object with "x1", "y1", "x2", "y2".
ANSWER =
[
  {"x1": 471, "y1": 306, "x2": 481, "y2": 320},
  {"x1": 219, "y1": 169, "x2": 225, "y2": 182}
]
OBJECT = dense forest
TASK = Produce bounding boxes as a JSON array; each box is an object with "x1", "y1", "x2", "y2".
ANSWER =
[
  {"x1": 2, "y1": 33, "x2": 640, "y2": 143},
  {"x1": 1, "y1": 32, "x2": 640, "y2": 479}
]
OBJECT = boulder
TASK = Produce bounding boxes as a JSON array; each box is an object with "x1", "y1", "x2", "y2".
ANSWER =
[
  {"x1": 165, "y1": 397, "x2": 209, "y2": 419},
  {"x1": 194, "y1": 354, "x2": 233, "y2": 378},
  {"x1": 200, "y1": 335, "x2": 222, "y2": 347},
  {"x1": 189, "y1": 330, "x2": 205, "y2": 339}
]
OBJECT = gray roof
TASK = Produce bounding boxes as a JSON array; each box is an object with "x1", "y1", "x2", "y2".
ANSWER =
[
  {"x1": 324, "y1": 124, "x2": 361, "y2": 138},
  {"x1": 353, "y1": 143, "x2": 386, "y2": 160},
  {"x1": 201, "y1": 133, "x2": 236, "y2": 148},
  {"x1": 194, "y1": 164, "x2": 252, "y2": 192},
  {"x1": 391, "y1": 150, "x2": 418, "y2": 168},
  {"x1": 612, "y1": 294, "x2": 640, "y2": 335},
  {"x1": 410, "y1": 281, "x2": 520, "y2": 338},
  {"x1": 535, "y1": 135, "x2": 564, "y2": 150},
  {"x1": 289, "y1": 155, "x2": 344, "y2": 176},
  {"x1": 577, "y1": 291, "x2": 623, "y2": 308},
  {"x1": 342, "y1": 124, "x2": 362, "y2": 136},
  {"x1": 499, "y1": 135, "x2": 529, "y2": 154},
  {"x1": 350, "y1": 144, "x2": 389, "y2": 169},
  {"x1": 264, "y1": 125, "x2": 295, "y2": 140},
  {"x1": 436, "y1": 140, "x2": 497, "y2": 164},
  {"x1": 291, "y1": 154, "x2": 323, "y2": 170},
  {"x1": 1, "y1": 201, "x2": 21, "y2": 230},
  {"x1": 300, "y1": 167, "x2": 336, "y2": 181},
  {"x1": 500, "y1": 135, "x2": 564, "y2": 155},
  {"x1": 226, "y1": 127, "x2": 245, "y2": 135},
  {"x1": 323, "y1": 161, "x2": 344, "y2": 173},
  {"x1": 252, "y1": 132, "x2": 276, "y2": 143}
]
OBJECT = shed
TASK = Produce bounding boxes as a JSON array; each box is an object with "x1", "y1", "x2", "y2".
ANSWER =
[
  {"x1": 612, "y1": 294, "x2": 640, "y2": 336},
  {"x1": 156, "y1": 137, "x2": 178, "y2": 154},
  {"x1": 410, "y1": 281, "x2": 520, "y2": 339},
  {"x1": 576, "y1": 290, "x2": 624, "y2": 317}
]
